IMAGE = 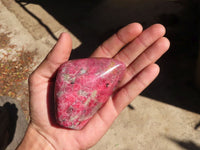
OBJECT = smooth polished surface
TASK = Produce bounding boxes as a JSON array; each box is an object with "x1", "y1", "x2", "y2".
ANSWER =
[{"x1": 55, "y1": 58, "x2": 126, "y2": 129}]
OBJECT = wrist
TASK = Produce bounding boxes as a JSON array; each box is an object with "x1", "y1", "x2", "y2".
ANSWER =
[{"x1": 17, "y1": 124, "x2": 54, "y2": 150}]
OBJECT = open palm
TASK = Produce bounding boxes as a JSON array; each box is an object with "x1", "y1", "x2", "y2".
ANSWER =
[{"x1": 28, "y1": 23, "x2": 170, "y2": 150}]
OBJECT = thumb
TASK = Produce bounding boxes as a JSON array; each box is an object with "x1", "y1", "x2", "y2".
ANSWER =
[{"x1": 30, "y1": 32, "x2": 72, "y2": 83}]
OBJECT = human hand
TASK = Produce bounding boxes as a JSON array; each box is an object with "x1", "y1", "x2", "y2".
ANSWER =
[{"x1": 17, "y1": 23, "x2": 170, "y2": 150}]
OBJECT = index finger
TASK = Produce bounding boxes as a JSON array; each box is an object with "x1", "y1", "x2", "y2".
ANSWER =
[{"x1": 90, "y1": 23, "x2": 143, "y2": 58}]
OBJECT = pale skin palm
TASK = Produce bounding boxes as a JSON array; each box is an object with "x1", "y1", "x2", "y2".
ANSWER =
[{"x1": 28, "y1": 23, "x2": 170, "y2": 150}]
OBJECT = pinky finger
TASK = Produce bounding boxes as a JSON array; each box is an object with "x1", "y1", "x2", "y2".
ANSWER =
[{"x1": 113, "y1": 63, "x2": 160, "y2": 113}]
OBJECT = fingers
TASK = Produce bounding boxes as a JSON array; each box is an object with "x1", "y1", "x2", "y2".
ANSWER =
[
  {"x1": 114, "y1": 24, "x2": 166, "y2": 67},
  {"x1": 113, "y1": 63, "x2": 160, "y2": 113},
  {"x1": 90, "y1": 23, "x2": 143, "y2": 58},
  {"x1": 120, "y1": 37, "x2": 170, "y2": 86},
  {"x1": 29, "y1": 33, "x2": 72, "y2": 84}
]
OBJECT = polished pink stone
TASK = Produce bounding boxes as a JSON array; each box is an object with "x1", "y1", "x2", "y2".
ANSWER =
[{"x1": 54, "y1": 58, "x2": 126, "y2": 130}]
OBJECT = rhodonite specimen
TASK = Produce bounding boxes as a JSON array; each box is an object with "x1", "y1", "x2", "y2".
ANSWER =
[{"x1": 54, "y1": 58, "x2": 126, "y2": 130}]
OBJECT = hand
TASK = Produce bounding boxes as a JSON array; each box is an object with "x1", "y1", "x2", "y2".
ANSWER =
[{"x1": 19, "y1": 23, "x2": 170, "y2": 150}]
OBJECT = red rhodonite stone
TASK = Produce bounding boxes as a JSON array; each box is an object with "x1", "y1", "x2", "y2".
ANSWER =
[{"x1": 54, "y1": 58, "x2": 126, "y2": 129}]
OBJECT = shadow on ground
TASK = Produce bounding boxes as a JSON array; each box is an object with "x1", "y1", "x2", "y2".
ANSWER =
[
  {"x1": 0, "y1": 97, "x2": 28, "y2": 150},
  {"x1": 167, "y1": 137, "x2": 200, "y2": 150},
  {"x1": 14, "y1": 0, "x2": 200, "y2": 114},
  {"x1": 0, "y1": 103, "x2": 18, "y2": 150}
]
